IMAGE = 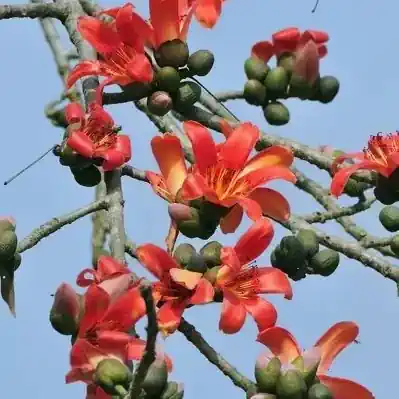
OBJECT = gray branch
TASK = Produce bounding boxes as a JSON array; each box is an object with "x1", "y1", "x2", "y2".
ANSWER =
[{"x1": 0, "y1": 3, "x2": 67, "y2": 20}]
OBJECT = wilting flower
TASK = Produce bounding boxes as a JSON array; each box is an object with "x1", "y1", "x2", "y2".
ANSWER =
[
  {"x1": 257, "y1": 322, "x2": 374, "y2": 398},
  {"x1": 136, "y1": 243, "x2": 214, "y2": 335},
  {"x1": 65, "y1": 102, "x2": 131, "y2": 171},
  {"x1": 214, "y1": 219, "x2": 292, "y2": 334},
  {"x1": 251, "y1": 27, "x2": 329, "y2": 66},
  {"x1": 186, "y1": 0, "x2": 226, "y2": 29},
  {"x1": 331, "y1": 133, "x2": 399, "y2": 197},
  {"x1": 66, "y1": 4, "x2": 153, "y2": 100}
]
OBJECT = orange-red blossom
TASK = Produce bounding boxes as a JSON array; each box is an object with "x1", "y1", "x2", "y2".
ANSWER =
[
  {"x1": 257, "y1": 322, "x2": 374, "y2": 398},
  {"x1": 147, "y1": 120, "x2": 296, "y2": 234}
]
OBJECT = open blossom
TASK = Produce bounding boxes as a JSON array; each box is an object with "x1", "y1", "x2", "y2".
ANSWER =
[
  {"x1": 136, "y1": 243, "x2": 214, "y2": 335},
  {"x1": 66, "y1": 4, "x2": 153, "y2": 101},
  {"x1": 65, "y1": 102, "x2": 131, "y2": 171},
  {"x1": 147, "y1": 121, "x2": 295, "y2": 234},
  {"x1": 215, "y1": 219, "x2": 292, "y2": 334},
  {"x1": 257, "y1": 322, "x2": 374, "y2": 398},
  {"x1": 331, "y1": 132, "x2": 399, "y2": 197}
]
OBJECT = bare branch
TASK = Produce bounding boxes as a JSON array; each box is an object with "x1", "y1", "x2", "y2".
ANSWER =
[
  {"x1": 214, "y1": 90, "x2": 244, "y2": 102},
  {"x1": 0, "y1": 3, "x2": 67, "y2": 20},
  {"x1": 121, "y1": 165, "x2": 149, "y2": 183}
]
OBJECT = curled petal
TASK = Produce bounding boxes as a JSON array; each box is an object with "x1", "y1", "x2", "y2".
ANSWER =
[
  {"x1": 102, "y1": 149, "x2": 126, "y2": 171},
  {"x1": 68, "y1": 339, "x2": 106, "y2": 376},
  {"x1": 234, "y1": 219, "x2": 274, "y2": 264},
  {"x1": 251, "y1": 41, "x2": 274, "y2": 62},
  {"x1": 190, "y1": 278, "x2": 215, "y2": 305},
  {"x1": 97, "y1": 256, "x2": 129, "y2": 279},
  {"x1": 194, "y1": 0, "x2": 222, "y2": 28},
  {"x1": 76, "y1": 268, "x2": 98, "y2": 287},
  {"x1": 184, "y1": 121, "x2": 218, "y2": 173},
  {"x1": 257, "y1": 267, "x2": 293, "y2": 299},
  {"x1": 220, "y1": 205, "x2": 243, "y2": 234},
  {"x1": 301, "y1": 29, "x2": 329, "y2": 44},
  {"x1": 244, "y1": 297, "x2": 277, "y2": 332},
  {"x1": 272, "y1": 27, "x2": 301, "y2": 53},
  {"x1": 318, "y1": 375, "x2": 375, "y2": 399},
  {"x1": 169, "y1": 268, "x2": 202, "y2": 290},
  {"x1": 219, "y1": 292, "x2": 246, "y2": 334},
  {"x1": 257, "y1": 326, "x2": 301, "y2": 363},
  {"x1": 136, "y1": 244, "x2": 180, "y2": 279},
  {"x1": 65, "y1": 103, "x2": 84, "y2": 124},
  {"x1": 67, "y1": 131, "x2": 95, "y2": 158},
  {"x1": 237, "y1": 198, "x2": 263, "y2": 221},
  {"x1": 314, "y1": 321, "x2": 359, "y2": 374},
  {"x1": 67, "y1": 60, "x2": 104, "y2": 89},
  {"x1": 99, "y1": 274, "x2": 132, "y2": 300},
  {"x1": 243, "y1": 165, "x2": 297, "y2": 189},
  {"x1": 219, "y1": 119, "x2": 234, "y2": 139}
]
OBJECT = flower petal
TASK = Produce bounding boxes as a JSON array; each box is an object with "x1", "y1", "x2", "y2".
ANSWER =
[
  {"x1": 76, "y1": 268, "x2": 98, "y2": 287},
  {"x1": 243, "y1": 297, "x2": 277, "y2": 332},
  {"x1": 257, "y1": 267, "x2": 293, "y2": 299},
  {"x1": 68, "y1": 338, "x2": 105, "y2": 377},
  {"x1": 330, "y1": 161, "x2": 388, "y2": 197},
  {"x1": 136, "y1": 244, "x2": 180, "y2": 279},
  {"x1": 301, "y1": 30, "x2": 329, "y2": 44},
  {"x1": 194, "y1": 0, "x2": 222, "y2": 28},
  {"x1": 219, "y1": 292, "x2": 246, "y2": 334},
  {"x1": 97, "y1": 256, "x2": 129, "y2": 279},
  {"x1": 114, "y1": 135, "x2": 132, "y2": 161},
  {"x1": 67, "y1": 130, "x2": 95, "y2": 158},
  {"x1": 126, "y1": 53, "x2": 154, "y2": 82},
  {"x1": 237, "y1": 197, "x2": 263, "y2": 221},
  {"x1": 272, "y1": 27, "x2": 301, "y2": 54},
  {"x1": 314, "y1": 321, "x2": 359, "y2": 374},
  {"x1": 234, "y1": 219, "x2": 274, "y2": 264},
  {"x1": 101, "y1": 149, "x2": 126, "y2": 171},
  {"x1": 169, "y1": 268, "x2": 202, "y2": 290},
  {"x1": 180, "y1": 172, "x2": 210, "y2": 200},
  {"x1": 257, "y1": 326, "x2": 301, "y2": 363},
  {"x1": 318, "y1": 375, "x2": 375, "y2": 399},
  {"x1": 65, "y1": 103, "x2": 84, "y2": 124},
  {"x1": 151, "y1": 134, "x2": 187, "y2": 198},
  {"x1": 157, "y1": 300, "x2": 188, "y2": 335},
  {"x1": 220, "y1": 247, "x2": 242, "y2": 274},
  {"x1": 251, "y1": 41, "x2": 274, "y2": 62},
  {"x1": 183, "y1": 121, "x2": 218, "y2": 173},
  {"x1": 249, "y1": 187, "x2": 291, "y2": 221},
  {"x1": 150, "y1": 0, "x2": 180, "y2": 46},
  {"x1": 99, "y1": 274, "x2": 132, "y2": 301},
  {"x1": 190, "y1": 278, "x2": 215, "y2": 304},
  {"x1": 293, "y1": 40, "x2": 320, "y2": 84},
  {"x1": 220, "y1": 204, "x2": 243, "y2": 234},
  {"x1": 241, "y1": 165, "x2": 297, "y2": 189},
  {"x1": 66, "y1": 61, "x2": 103, "y2": 89},
  {"x1": 218, "y1": 122, "x2": 260, "y2": 170}
]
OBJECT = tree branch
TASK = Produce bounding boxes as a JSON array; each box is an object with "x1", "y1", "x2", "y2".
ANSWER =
[
  {"x1": 214, "y1": 90, "x2": 244, "y2": 102},
  {"x1": 17, "y1": 198, "x2": 109, "y2": 253},
  {"x1": 0, "y1": 3, "x2": 67, "y2": 21},
  {"x1": 121, "y1": 165, "x2": 149, "y2": 183}
]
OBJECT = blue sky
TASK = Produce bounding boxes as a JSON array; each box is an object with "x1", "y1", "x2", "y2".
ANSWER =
[{"x1": 0, "y1": 0, "x2": 397, "y2": 397}]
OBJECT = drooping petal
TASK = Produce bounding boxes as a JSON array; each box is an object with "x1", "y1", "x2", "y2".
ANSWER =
[
  {"x1": 114, "y1": 135, "x2": 132, "y2": 161},
  {"x1": 257, "y1": 267, "x2": 293, "y2": 299},
  {"x1": 126, "y1": 53, "x2": 154, "y2": 82},
  {"x1": 66, "y1": 61, "x2": 104, "y2": 89},
  {"x1": 257, "y1": 326, "x2": 301, "y2": 363},
  {"x1": 242, "y1": 165, "x2": 297, "y2": 189},
  {"x1": 67, "y1": 131, "x2": 95, "y2": 158},
  {"x1": 97, "y1": 256, "x2": 129, "y2": 279},
  {"x1": 157, "y1": 299, "x2": 188, "y2": 335},
  {"x1": 65, "y1": 103, "x2": 85, "y2": 124},
  {"x1": 314, "y1": 321, "x2": 359, "y2": 374},
  {"x1": 169, "y1": 268, "x2": 202, "y2": 290},
  {"x1": 219, "y1": 292, "x2": 246, "y2": 334},
  {"x1": 318, "y1": 375, "x2": 375, "y2": 399},
  {"x1": 237, "y1": 197, "x2": 263, "y2": 221},
  {"x1": 220, "y1": 205, "x2": 243, "y2": 234},
  {"x1": 151, "y1": 134, "x2": 188, "y2": 198},
  {"x1": 136, "y1": 244, "x2": 180, "y2": 279},
  {"x1": 183, "y1": 121, "x2": 218, "y2": 173},
  {"x1": 243, "y1": 297, "x2": 277, "y2": 332},
  {"x1": 194, "y1": 0, "x2": 222, "y2": 29},
  {"x1": 190, "y1": 278, "x2": 215, "y2": 304},
  {"x1": 218, "y1": 123, "x2": 260, "y2": 170},
  {"x1": 150, "y1": 0, "x2": 180, "y2": 46},
  {"x1": 239, "y1": 145, "x2": 294, "y2": 178},
  {"x1": 330, "y1": 161, "x2": 388, "y2": 197},
  {"x1": 251, "y1": 41, "x2": 274, "y2": 62},
  {"x1": 101, "y1": 149, "x2": 126, "y2": 171},
  {"x1": 249, "y1": 187, "x2": 291, "y2": 221},
  {"x1": 234, "y1": 219, "x2": 274, "y2": 264},
  {"x1": 78, "y1": 16, "x2": 122, "y2": 54}
]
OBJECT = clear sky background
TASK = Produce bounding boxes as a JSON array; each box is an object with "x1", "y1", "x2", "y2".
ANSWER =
[{"x1": 0, "y1": 0, "x2": 397, "y2": 397}]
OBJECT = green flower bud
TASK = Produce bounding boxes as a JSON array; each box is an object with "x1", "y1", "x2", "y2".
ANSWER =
[
  {"x1": 0, "y1": 253, "x2": 22, "y2": 274},
  {"x1": 185, "y1": 253, "x2": 207, "y2": 273},
  {"x1": 276, "y1": 369, "x2": 307, "y2": 399},
  {"x1": 160, "y1": 381, "x2": 179, "y2": 399},
  {"x1": 277, "y1": 52, "x2": 295, "y2": 75},
  {"x1": 165, "y1": 383, "x2": 184, "y2": 399},
  {"x1": 288, "y1": 74, "x2": 314, "y2": 100},
  {"x1": 309, "y1": 249, "x2": 340, "y2": 277},
  {"x1": 379, "y1": 205, "x2": 399, "y2": 232},
  {"x1": 173, "y1": 243, "x2": 197, "y2": 268},
  {"x1": 59, "y1": 145, "x2": 80, "y2": 166},
  {"x1": 203, "y1": 265, "x2": 221, "y2": 286},
  {"x1": 307, "y1": 383, "x2": 333, "y2": 399},
  {"x1": 147, "y1": 91, "x2": 173, "y2": 116},
  {"x1": 156, "y1": 67, "x2": 181, "y2": 93},
  {"x1": 141, "y1": 359, "x2": 169, "y2": 397},
  {"x1": 155, "y1": 39, "x2": 189, "y2": 68},
  {"x1": 293, "y1": 348, "x2": 321, "y2": 387},
  {"x1": 174, "y1": 81, "x2": 202, "y2": 111},
  {"x1": 244, "y1": 57, "x2": 270, "y2": 82},
  {"x1": 343, "y1": 179, "x2": 369, "y2": 198},
  {"x1": 255, "y1": 355, "x2": 281, "y2": 394},
  {"x1": 93, "y1": 359, "x2": 132, "y2": 395},
  {"x1": 188, "y1": 50, "x2": 215, "y2": 76},
  {"x1": 199, "y1": 241, "x2": 222, "y2": 268},
  {"x1": 263, "y1": 102, "x2": 290, "y2": 126},
  {"x1": 277, "y1": 236, "x2": 307, "y2": 269},
  {"x1": 316, "y1": 76, "x2": 340, "y2": 104},
  {"x1": 0, "y1": 218, "x2": 16, "y2": 233},
  {"x1": 72, "y1": 165, "x2": 101, "y2": 187},
  {"x1": 296, "y1": 229, "x2": 319, "y2": 258},
  {"x1": 0, "y1": 229, "x2": 17, "y2": 261},
  {"x1": 264, "y1": 67, "x2": 289, "y2": 97},
  {"x1": 244, "y1": 80, "x2": 267, "y2": 106}
]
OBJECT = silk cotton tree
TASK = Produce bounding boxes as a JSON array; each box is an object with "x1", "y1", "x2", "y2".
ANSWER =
[{"x1": 2, "y1": 0, "x2": 397, "y2": 398}]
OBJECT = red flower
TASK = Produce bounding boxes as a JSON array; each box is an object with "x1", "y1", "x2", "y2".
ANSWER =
[
  {"x1": 65, "y1": 102, "x2": 131, "y2": 171},
  {"x1": 66, "y1": 4, "x2": 153, "y2": 101},
  {"x1": 136, "y1": 244, "x2": 214, "y2": 335},
  {"x1": 186, "y1": 0, "x2": 225, "y2": 29},
  {"x1": 331, "y1": 133, "x2": 399, "y2": 197},
  {"x1": 214, "y1": 219, "x2": 292, "y2": 334},
  {"x1": 257, "y1": 322, "x2": 374, "y2": 399},
  {"x1": 251, "y1": 27, "x2": 329, "y2": 65}
]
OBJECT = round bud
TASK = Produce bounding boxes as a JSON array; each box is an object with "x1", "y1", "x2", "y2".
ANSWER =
[
  {"x1": 379, "y1": 205, "x2": 399, "y2": 232},
  {"x1": 308, "y1": 383, "x2": 333, "y2": 399},
  {"x1": 277, "y1": 52, "x2": 295, "y2": 74},
  {"x1": 155, "y1": 39, "x2": 189, "y2": 68},
  {"x1": 309, "y1": 249, "x2": 340, "y2": 277},
  {"x1": 156, "y1": 67, "x2": 181, "y2": 93},
  {"x1": 174, "y1": 82, "x2": 202, "y2": 111},
  {"x1": 343, "y1": 179, "x2": 369, "y2": 197},
  {"x1": 187, "y1": 50, "x2": 215, "y2": 76},
  {"x1": 296, "y1": 229, "x2": 319, "y2": 258},
  {"x1": 185, "y1": 253, "x2": 207, "y2": 273},
  {"x1": 0, "y1": 230, "x2": 18, "y2": 261},
  {"x1": 244, "y1": 80, "x2": 267, "y2": 106},
  {"x1": 276, "y1": 369, "x2": 307, "y2": 399},
  {"x1": 203, "y1": 265, "x2": 221, "y2": 285},
  {"x1": 147, "y1": 91, "x2": 173, "y2": 116},
  {"x1": 93, "y1": 359, "x2": 132, "y2": 395},
  {"x1": 288, "y1": 74, "x2": 314, "y2": 100},
  {"x1": 173, "y1": 243, "x2": 197, "y2": 268},
  {"x1": 160, "y1": 381, "x2": 179, "y2": 399},
  {"x1": 72, "y1": 165, "x2": 101, "y2": 187},
  {"x1": 263, "y1": 102, "x2": 290, "y2": 126},
  {"x1": 264, "y1": 66, "x2": 289, "y2": 97},
  {"x1": 0, "y1": 218, "x2": 16, "y2": 233},
  {"x1": 255, "y1": 356, "x2": 281, "y2": 394},
  {"x1": 141, "y1": 359, "x2": 169, "y2": 397},
  {"x1": 276, "y1": 236, "x2": 307, "y2": 271},
  {"x1": 244, "y1": 57, "x2": 270, "y2": 82},
  {"x1": 199, "y1": 241, "x2": 222, "y2": 268},
  {"x1": 316, "y1": 76, "x2": 340, "y2": 104},
  {"x1": 59, "y1": 145, "x2": 80, "y2": 166}
]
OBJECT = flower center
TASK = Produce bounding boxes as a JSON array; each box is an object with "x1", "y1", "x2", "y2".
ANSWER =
[
  {"x1": 153, "y1": 280, "x2": 192, "y2": 302},
  {"x1": 223, "y1": 262, "x2": 260, "y2": 299},
  {"x1": 85, "y1": 119, "x2": 117, "y2": 152},
  {"x1": 101, "y1": 45, "x2": 138, "y2": 81},
  {"x1": 364, "y1": 132, "x2": 399, "y2": 166}
]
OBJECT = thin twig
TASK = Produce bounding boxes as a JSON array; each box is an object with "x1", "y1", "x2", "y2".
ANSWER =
[
  {"x1": 121, "y1": 165, "x2": 149, "y2": 182},
  {"x1": 0, "y1": 3, "x2": 67, "y2": 20}
]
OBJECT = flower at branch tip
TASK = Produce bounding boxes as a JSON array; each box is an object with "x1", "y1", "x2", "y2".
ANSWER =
[
  {"x1": 214, "y1": 219, "x2": 292, "y2": 334},
  {"x1": 66, "y1": 4, "x2": 153, "y2": 101},
  {"x1": 50, "y1": 283, "x2": 83, "y2": 336},
  {"x1": 330, "y1": 132, "x2": 399, "y2": 197},
  {"x1": 136, "y1": 243, "x2": 214, "y2": 335},
  {"x1": 65, "y1": 102, "x2": 131, "y2": 171},
  {"x1": 257, "y1": 322, "x2": 375, "y2": 398}
]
